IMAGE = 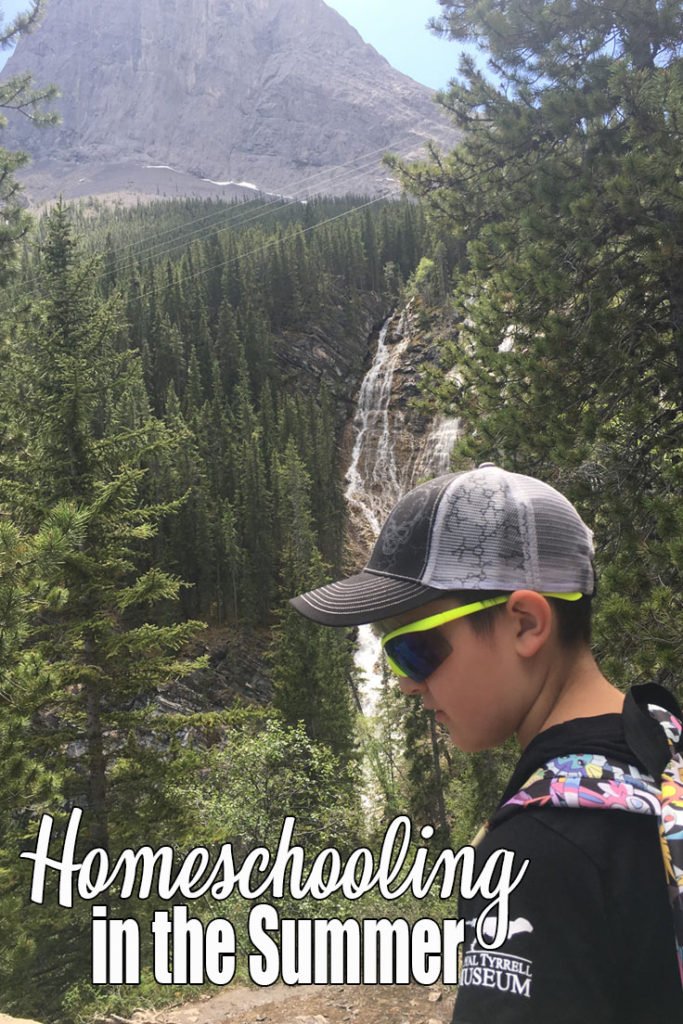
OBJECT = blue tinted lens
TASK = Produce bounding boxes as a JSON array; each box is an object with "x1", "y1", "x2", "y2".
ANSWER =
[{"x1": 385, "y1": 630, "x2": 452, "y2": 683}]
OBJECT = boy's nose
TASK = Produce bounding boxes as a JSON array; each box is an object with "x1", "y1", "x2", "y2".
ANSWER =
[{"x1": 398, "y1": 677, "x2": 423, "y2": 696}]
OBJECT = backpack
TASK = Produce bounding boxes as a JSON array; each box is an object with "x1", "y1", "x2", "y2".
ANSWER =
[{"x1": 487, "y1": 684, "x2": 683, "y2": 989}]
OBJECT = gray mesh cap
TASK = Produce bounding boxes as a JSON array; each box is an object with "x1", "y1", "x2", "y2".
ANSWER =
[{"x1": 290, "y1": 464, "x2": 596, "y2": 626}]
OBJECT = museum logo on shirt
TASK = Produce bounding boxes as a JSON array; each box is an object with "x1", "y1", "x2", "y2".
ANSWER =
[{"x1": 459, "y1": 917, "x2": 534, "y2": 998}]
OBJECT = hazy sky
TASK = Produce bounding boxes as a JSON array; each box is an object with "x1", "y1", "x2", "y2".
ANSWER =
[
  {"x1": 325, "y1": 0, "x2": 463, "y2": 89},
  {"x1": 0, "y1": 0, "x2": 467, "y2": 89}
]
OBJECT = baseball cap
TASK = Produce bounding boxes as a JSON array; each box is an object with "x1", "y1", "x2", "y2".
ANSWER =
[{"x1": 290, "y1": 464, "x2": 596, "y2": 626}]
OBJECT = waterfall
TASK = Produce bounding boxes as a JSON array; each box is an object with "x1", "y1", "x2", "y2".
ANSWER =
[
  {"x1": 344, "y1": 317, "x2": 413, "y2": 539},
  {"x1": 345, "y1": 312, "x2": 460, "y2": 713},
  {"x1": 410, "y1": 415, "x2": 462, "y2": 486}
]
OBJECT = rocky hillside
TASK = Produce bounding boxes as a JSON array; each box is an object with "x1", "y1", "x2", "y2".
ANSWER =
[{"x1": 3, "y1": 0, "x2": 459, "y2": 204}]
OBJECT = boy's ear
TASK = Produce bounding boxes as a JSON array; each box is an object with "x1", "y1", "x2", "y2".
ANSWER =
[{"x1": 505, "y1": 590, "x2": 553, "y2": 657}]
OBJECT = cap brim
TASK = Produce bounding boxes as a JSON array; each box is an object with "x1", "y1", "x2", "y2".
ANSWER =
[{"x1": 289, "y1": 570, "x2": 443, "y2": 626}]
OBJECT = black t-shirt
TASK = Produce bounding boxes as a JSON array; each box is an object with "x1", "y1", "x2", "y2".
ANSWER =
[{"x1": 452, "y1": 714, "x2": 683, "y2": 1023}]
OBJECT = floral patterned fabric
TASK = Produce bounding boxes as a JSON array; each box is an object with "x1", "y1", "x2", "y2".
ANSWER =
[{"x1": 500, "y1": 704, "x2": 683, "y2": 989}]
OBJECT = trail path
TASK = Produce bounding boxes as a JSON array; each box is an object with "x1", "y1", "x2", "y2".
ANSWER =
[{"x1": 130, "y1": 983, "x2": 455, "y2": 1024}]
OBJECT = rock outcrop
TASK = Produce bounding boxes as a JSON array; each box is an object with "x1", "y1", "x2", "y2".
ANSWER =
[
  {"x1": 341, "y1": 300, "x2": 461, "y2": 570},
  {"x1": 161, "y1": 629, "x2": 273, "y2": 713},
  {"x1": 3, "y1": 0, "x2": 459, "y2": 204}
]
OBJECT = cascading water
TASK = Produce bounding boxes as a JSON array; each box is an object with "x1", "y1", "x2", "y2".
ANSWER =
[
  {"x1": 410, "y1": 415, "x2": 462, "y2": 486},
  {"x1": 345, "y1": 317, "x2": 414, "y2": 540},
  {"x1": 344, "y1": 311, "x2": 460, "y2": 713}
]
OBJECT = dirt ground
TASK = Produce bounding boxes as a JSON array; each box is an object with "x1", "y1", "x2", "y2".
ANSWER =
[{"x1": 130, "y1": 982, "x2": 456, "y2": 1024}]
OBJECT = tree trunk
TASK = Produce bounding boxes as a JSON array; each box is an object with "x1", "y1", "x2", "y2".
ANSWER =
[
  {"x1": 429, "y1": 715, "x2": 449, "y2": 836},
  {"x1": 84, "y1": 636, "x2": 109, "y2": 853}
]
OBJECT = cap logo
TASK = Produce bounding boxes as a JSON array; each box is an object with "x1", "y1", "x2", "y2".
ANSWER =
[
  {"x1": 432, "y1": 477, "x2": 529, "y2": 587},
  {"x1": 368, "y1": 475, "x2": 453, "y2": 580}
]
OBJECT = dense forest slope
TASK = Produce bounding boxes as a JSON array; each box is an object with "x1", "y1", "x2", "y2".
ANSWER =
[{"x1": 0, "y1": 193, "x2": 454, "y2": 1022}]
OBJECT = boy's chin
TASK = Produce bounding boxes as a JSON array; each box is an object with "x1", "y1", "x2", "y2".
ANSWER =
[{"x1": 446, "y1": 724, "x2": 510, "y2": 753}]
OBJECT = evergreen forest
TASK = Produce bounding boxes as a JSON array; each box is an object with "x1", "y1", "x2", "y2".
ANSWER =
[{"x1": 1, "y1": 0, "x2": 682, "y2": 1020}]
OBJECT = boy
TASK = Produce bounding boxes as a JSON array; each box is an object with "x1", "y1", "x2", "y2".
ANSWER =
[{"x1": 291, "y1": 464, "x2": 683, "y2": 1022}]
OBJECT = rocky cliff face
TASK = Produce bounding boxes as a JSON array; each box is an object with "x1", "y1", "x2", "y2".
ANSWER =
[
  {"x1": 3, "y1": 0, "x2": 458, "y2": 203},
  {"x1": 342, "y1": 301, "x2": 460, "y2": 566}
]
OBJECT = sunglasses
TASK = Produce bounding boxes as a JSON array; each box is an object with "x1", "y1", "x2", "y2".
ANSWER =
[{"x1": 381, "y1": 592, "x2": 583, "y2": 683}]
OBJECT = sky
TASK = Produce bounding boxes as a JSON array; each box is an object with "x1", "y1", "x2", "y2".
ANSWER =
[
  {"x1": 324, "y1": 0, "x2": 464, "y2": 90},
  {"x1": 0, "y1": 0, "x2": 470, "y2": 89}
]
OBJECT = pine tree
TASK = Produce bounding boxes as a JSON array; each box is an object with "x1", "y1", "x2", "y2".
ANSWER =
[
  {"x1": 270, "y1": 441, "x2": 356, "y2": 761},
  {"x1": 2, "y1": 204, "x2": 206, "y2": 851},
  {"x1": 214, "y1": 299, "x2": 244, "y2": 399},
  {"x1": 0, "y1": 1, "x2": 57, "y2": 283},
  {"x1": 231, "y1": 364, "x2": 274, "y2": 623},
  {"x1": 403, "y1": 699, "x2": 449, "y2": 838},
  {"x1": 397, "y1": 0, "x2": 683, "y2": 692}
]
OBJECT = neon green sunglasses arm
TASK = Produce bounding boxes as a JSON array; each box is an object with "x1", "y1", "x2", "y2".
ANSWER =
[
  {"x1": 381, "y1": 592, "x2": 583, "y2": 649},
  {"x1": 381, "y1": 595, "x2": 509, "y2": 648}
]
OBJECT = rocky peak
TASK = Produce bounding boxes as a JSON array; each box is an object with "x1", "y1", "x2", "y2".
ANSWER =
[{"x1": 3, "y1": 0, "x2": 459, "y2": 203}]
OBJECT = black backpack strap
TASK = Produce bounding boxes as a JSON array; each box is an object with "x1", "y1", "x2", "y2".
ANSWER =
[{"x1": 623, "y1": 683, "x2": 683, "y2": 778}]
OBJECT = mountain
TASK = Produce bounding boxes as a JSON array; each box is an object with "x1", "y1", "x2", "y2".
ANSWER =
[{"x1": 2, "y1": 0, "x2": 459, "y2": 205}]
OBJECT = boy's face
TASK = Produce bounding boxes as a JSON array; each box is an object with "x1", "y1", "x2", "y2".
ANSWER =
[{"x1": 376, "y1": 594, "x2": 549, "y2": 752}]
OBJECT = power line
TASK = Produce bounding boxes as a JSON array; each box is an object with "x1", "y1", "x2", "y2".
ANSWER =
[
  {"x1": 134, "y1": 193, "x2": 392, "y2": 307},
  {"x1": 8, "y1": 192, "x2": 397, "y2": 315},
  {"x1": 97, "y1": 111, "x2": 449, "y2": 265},
  {"x1": 97, "y1": 131, "x2": 415, "y2": 264},
  {"x1": 94, "y1": 125, "x2": 440, "y2": 282},
  {"x1": 11, "y1": 118, "x2": 444, "y2": 307},
  {"x1": 102, "y1": 138, "x2": 413, "y2": 281}
]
